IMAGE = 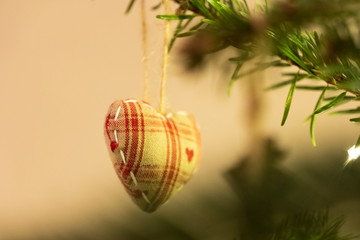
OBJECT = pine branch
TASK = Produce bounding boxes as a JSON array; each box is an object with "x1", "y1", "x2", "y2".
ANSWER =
[
  {"x1": 167, "y1": 0, "x2": 360, "y2": 93},
  {"x1": 156, "y1": 0, "x2": 360, "y2": 146},
  {"x1": 271, "y1": 211, "x2": 355, "y2": 240},
  {"x1": 125, "y1": 0, "x2": 360, "y2": 144}
]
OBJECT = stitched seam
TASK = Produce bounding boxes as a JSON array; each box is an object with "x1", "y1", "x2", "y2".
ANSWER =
[{"x1": 113, "y1": 100, "x2": 151, "y2": 205}]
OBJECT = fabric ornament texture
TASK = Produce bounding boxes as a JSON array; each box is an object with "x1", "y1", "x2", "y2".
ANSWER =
[{"x1": 104, "y1": 99, "x2": 201, "y2": 212}]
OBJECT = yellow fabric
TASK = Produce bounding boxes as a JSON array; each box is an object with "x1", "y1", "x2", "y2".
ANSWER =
[{"x1": 104, "y1": 99, "x2": 201, "y2": 212}]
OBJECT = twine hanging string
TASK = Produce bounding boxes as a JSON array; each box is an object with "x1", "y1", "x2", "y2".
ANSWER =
[
  {"x1": 159, "y1": 0, "x2": 171, "y2": 114},
  {"x1": 141, "y1": 0, "x2": 150, "y2": 101},
  {"x1": 141, "y1": 0, "x2": 171, "y2": 112}
]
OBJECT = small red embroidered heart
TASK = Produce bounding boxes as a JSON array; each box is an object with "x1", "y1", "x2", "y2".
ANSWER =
[
  {"x1": 104, "y1": 99, "x2": 201, "y2": 212},
  {"x1": 185, "y1": 148, "x2": 194, "y2": 163}
]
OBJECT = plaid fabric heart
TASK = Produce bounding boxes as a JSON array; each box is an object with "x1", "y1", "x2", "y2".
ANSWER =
[{"x1": 104, "y1": 99, "x2": 201, "y2": 212}]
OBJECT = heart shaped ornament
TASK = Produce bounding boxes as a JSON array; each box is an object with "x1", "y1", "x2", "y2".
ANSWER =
[{"x1": 104, "y1": 99, "x2": 201, "y2": 212}]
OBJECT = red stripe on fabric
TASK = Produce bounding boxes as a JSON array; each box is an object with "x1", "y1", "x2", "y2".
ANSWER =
[
  {"x1": 122, "y1": 102, "x2": 139, "y2": 180},
  {"x1": 136, "y1": 169, "x2": 192, "y2": 179},
  {"x1": 176, "y1": 127, "x2": 194, "y2": 138},
  {"x1": 154, "y1": 120, "x2": 177, "y2": 207},
  {"x1": 140, "y1": 178, "x2": 189, "y2": 184},
  {"x1": 111, "y1": 118, "x2": 194, "y2": 132},
  {"x1": 111, "y1": 115, "x2": 192, "y2": 129},
  {"x1": 133, "y1": 101, "x2": 145, "y2": 176},
  {"x1": 192, "y1": 120, "x2": 201, "y2": 166},
  {"x1": 150, "y1": 116, "x2": 171, "y2": 206},
  {"x1": 114, "y1": 128, "x2": 196, "y2": 143},
  {"x1": 135, "y1": 170, "x2": 191, "y2": 180},
  {"x1": 120, "y1": 101, "x2": 130, "y2": 172},
  {"x1": 105, "y1": 102, "x2": 117, "y2": 141},
  {"x1": 140, "y1": 164, "x2": 161, "y2": 169},
  {"x1": 115, "y1": 127, "x2": 192, "y2": 135},
  {"x1": 177, "y1": 122, "x2": 193, "y2": 129},
  {"x1": 166, "y1": 118, "x2": 182, "y2": 200},
  {"x1": 105, "y1": 114, "x2": 112, "y2": 140},
  {"x1": 111, "y1": 118, "x2": 160, "y2": 128}
]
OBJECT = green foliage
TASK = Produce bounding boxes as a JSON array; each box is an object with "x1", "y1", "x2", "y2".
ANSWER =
[
  {"x1": 227, "y1": 60, "x2": 244, "y2": 95},
  {"x1": 350, "y1": 117, "x2": 360, "y2": 122},
  {"x1": 272, "y1": 212, "x2": 354, "y2": 240},
  {"x1": 313, "y1": 92, "x2": 347, "y2": 115},
  {"x1": 310, "y1": 88, "x2": 327, "y2": 146},
  {"x1": 331, "y1": 107, "x2": 360, "y2": 115},
  {"x1": 356, "y1": 135, "x2": 360, "y2": 148},
  {"x1": 125, "y1": 0, "x2": 136, "y2": 13},
  {"x1": 281, "y1": 71, "x2": 297, "y2": 126},
  {"x1": 156, "y1": 14, "x2": 196, "y2": 20},
  {"x1": 153, "y1": 0, "x2": 360, "y2": 146},
  {"x1": 225, "y1": 138, "x2": 360, "y2": 240}
]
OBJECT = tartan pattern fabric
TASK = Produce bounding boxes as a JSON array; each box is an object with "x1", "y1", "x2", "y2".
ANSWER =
[{"x1": 104, "y1": 99, "x2": 201, "y2": 212}]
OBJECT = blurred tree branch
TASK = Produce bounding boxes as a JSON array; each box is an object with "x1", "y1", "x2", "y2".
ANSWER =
[{"x1": 151, "y1": 0, "x2": 360, "y2": 146}]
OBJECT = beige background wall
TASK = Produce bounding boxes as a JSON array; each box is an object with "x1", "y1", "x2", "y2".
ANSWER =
[{"x1": 0, "y1": 1, "x2": 357, "y2": 238}]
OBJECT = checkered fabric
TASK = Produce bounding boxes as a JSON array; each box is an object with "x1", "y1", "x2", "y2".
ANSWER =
[{"x1": 104, "y1": 99, "x2": 201, "y2": 212}]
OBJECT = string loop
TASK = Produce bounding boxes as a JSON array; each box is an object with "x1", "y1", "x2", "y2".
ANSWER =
[
  {"x1": 141, "y1": 0, "x2": 150, "y2": 101},
  {"x1": 159, "y1": 0, "x2": 171, "y2": 114},
  {"x1": 140, "y1": 0, "x2": 171, "y2": 114}
]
